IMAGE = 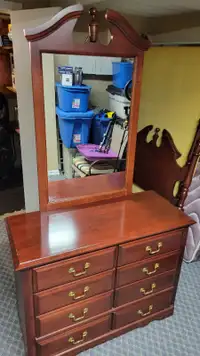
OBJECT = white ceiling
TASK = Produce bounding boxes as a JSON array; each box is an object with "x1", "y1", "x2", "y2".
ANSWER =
[{"x1": 82, "y1": 0, "x2": 200, "y2": 16}]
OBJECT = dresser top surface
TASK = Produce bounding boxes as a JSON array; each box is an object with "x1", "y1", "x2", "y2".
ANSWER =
[{"x1": 7, "y1": 191, "x2": 193, "y2": 271}]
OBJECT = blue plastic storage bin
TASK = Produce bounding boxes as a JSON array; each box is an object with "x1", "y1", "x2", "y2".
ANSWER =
[
  {"x1": 112, "y1": 62, "x2": 134, "y2": 89},
  {"x1": 56, "y1": 107, "x2": 94, "y2": 148},
  {"x1": 92, "y1": 113, "x2": 110, "y2": 145},
  {"x1": 56, "y1": 83, "x2": 91, "y2": 112}
]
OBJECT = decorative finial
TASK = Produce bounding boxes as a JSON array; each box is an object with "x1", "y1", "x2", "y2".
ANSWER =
[
  {"x1": 88, "y1": 7, "x2": 99, "y2": 43},
  {"x1": 152, "y1": 128, "x2": 160, "y2": 145}
]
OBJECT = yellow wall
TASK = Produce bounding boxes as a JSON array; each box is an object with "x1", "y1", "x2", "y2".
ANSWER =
[{"x1": 138, "y1": 47, "x2": 200, "y2": 167}]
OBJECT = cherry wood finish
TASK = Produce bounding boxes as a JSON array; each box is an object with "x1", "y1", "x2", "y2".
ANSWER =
[
  {"x1": 36, "y1": 291, "x2": 113, "y2": 337},
  {"x1": 36, "y1": 307, "x2": 174, "y2": 356},
  {"x1": 6, "y1": 192, "x2": 192, "y2": 271},
  {"x1": 15, "y1": 271, "x2": 36, "y2": 356},
  {"x1": 171, "y1": 229, "x2": 188, "y2": 305},
  {"x1": 37, "y1": 314, "x2": 112, "y2": 356},
  {"x1": 33, "y1": 247, "x2": 116, "y2": 292},
  {"x1": 114, "y1": 270, "x2": 175, "y2": 307},
  {"x1": 48, "y1": 172, "x2": 126, "y2": 209},
  {"x1": 118, "y1": 230, "x2": 182, "y2": 266},
  {"x1": 0, "y1": 53, "x2": 12, "y2": 87},
  {"x1": 116, "y1": 251, "x2": 179, "y2": 287},
  {"x1": 34, "y1": 270, "x2": 115, "y2": 315},
  {"x1": 0, "y1": 18, "x2": 12, "y2": 87},
  {"x1": 6, "y1": 6, "x2": 195, "y2": 355},
  {"x1": 0, "y1": 18, "x2": 10, "y2": 36},
  {"x1": 7, "y1": 192, "x2": 193, "y2": 355},
  {"x1": 24, "y1": 5, "x2": 151, "y2": 211},
  {"x1": 113, "y1": 288, "x2": 173, "y2": 329},
  {"x1": 134, "y1": 122, "x2": 200, "y2": 210}
]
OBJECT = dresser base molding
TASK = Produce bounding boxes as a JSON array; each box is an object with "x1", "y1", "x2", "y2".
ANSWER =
[{"x1": 36, "y1": 306, "x2": 174, "y2": 356}]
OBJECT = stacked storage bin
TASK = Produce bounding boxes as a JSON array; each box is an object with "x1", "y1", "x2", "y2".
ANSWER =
[
  {"x1": 107, "y1": 61, "x2": 134, "y2": 119},
  {"x1": 56, "y1": 83, "x2": 94, "y2": 148},
  {"x1": 91, "y1": 111, "x2": 111, "y2": 145}
]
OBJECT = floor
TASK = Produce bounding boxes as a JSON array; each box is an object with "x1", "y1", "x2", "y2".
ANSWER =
[{"x1": 0, "y1": 218, "x2": 200, "y2": 356}]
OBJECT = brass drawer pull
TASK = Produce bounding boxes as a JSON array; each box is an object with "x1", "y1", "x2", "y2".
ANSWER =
[
  {"x1": 69, "y1": 308, "x2": 88, "y2": 322},
  {"x1": 146, "y1": 242, "x2": 163, "y2": 255},
  {"x1": 68, "y1": 262, "x2": 90, "y2": 277},
  {"x1": 138, "y1": 305, "x2": 153, "y2": 317},
  {"x1": 68, "y1": 331, "x2": 88, "y2": 345},
  {"x1": 142, "y1": 263, "x2": 159, "y2": 276},
  {"x1": 140, "y1": 283, "x2": 156, "y2": 296},
  {"x1": 69, "y1": 286, "x2": 90, "y2": 300}
]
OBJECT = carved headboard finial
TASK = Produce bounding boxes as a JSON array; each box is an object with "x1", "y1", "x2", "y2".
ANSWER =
[
  {"x1": 152, "y1": 128, "x2": 160, "y2": 145},
  {"x1": 88, "y1": 7, "x2": 99, "y2": 43}
]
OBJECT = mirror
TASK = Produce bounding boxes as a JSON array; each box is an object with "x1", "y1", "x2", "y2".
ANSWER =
[
  {"x1": 25, "y1": 4, "x2": 150, "y2": 210},
  {"x1": 42, "y1": 54, "x2": 134, "y2": 203}
]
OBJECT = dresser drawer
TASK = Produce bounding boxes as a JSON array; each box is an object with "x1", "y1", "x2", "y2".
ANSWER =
[
  {"x1": 118, "y1": 230, "x2": 182, "y2": 266},
  {"x1": 113, "y1": 288, "x2": 173, "y2": 329},
  {"x1": 37, "y1": 314, "x2": 111, "y2": 356},
  {"x1": 36, "y1": 290, "x2": 113, "y2": 337},
  {"x1": 116, "y1": 252, "x2": 179, "y2": 287},
  {"x1": 114, "y1": 269, "x2": 175, "y2": 307},
  {"x1": 34, "y1": 270, "x2": 115, "y2": 315},
  {"x1": 33, "y1": 247, "x2": 116, "y2": 292}
]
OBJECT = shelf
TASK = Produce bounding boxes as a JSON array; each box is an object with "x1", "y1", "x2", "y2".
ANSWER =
[
  {"x1": 0, "y1": 46, "x2": 13, "y2": 54},
  {"x1": 1, "y1": 45, "x2": 12, "y2": 49},
  {"x1": 0, "y1": 86, "x2": 15, "y2": 95},
  {"x1": 6, "y1": 86, "x2": 16, "y2": 93}
]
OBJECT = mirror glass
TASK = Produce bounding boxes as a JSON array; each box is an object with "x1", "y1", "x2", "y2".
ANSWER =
[{"x1": 42, "y1": 54, "x2": 134, "y2": 203}]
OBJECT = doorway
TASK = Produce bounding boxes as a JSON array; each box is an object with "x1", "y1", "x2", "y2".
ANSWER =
[{"x1": 0, "y1": 12, "x2": 25, "y2": 217}]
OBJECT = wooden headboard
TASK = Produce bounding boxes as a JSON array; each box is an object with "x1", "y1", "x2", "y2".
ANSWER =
[{"x1": 134, "y1": 121, "x2": 200, "y2": 209}]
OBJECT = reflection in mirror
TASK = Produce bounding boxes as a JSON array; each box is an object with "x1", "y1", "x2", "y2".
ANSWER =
[
  {"x1": 42, "y1": 54, "x2": 134, "y2": 203},
  {"x1": 72, "y1": 10, "x2": 112, "y2": 46}
]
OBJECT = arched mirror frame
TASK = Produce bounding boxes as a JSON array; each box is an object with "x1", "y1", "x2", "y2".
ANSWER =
[{"x1": 24, "y1": 4, "x2": 151, "y2": 212}]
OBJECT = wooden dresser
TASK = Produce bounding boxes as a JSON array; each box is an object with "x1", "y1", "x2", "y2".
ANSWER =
[
  {"x1": 7, "y1": 5, "x2": 194, "y2": 355},
  {"x1": 7, "y1": 191, "x2": 193, "y2": 356}
]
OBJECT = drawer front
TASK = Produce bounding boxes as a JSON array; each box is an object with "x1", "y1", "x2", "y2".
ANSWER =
[
  {"x1": 113, "y1": 288, "x2": 173, "y2": 329},
  {"x1": 114, "y1": 270, "x2": 175, "y2": 307},
  {"x1": 33, "y1": 247, "x2": 116, "y2": 292},
  {"x1": 118, "y1": 230, "x2": 182, "y2": 266},
  {"x1": 37, "y1": 314, "x2": 111, "y2": 356},
  {"x1": 35, "y1": 270, "x2": 115, "y2": 315},
  {"x1": 36, "y1": 291, "x2": 113, "y2": 337},
  {"x1": 116, "y1": 252, "x2": 179, "y2": 287}
]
